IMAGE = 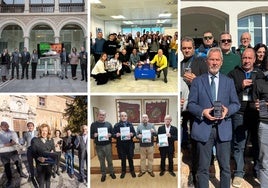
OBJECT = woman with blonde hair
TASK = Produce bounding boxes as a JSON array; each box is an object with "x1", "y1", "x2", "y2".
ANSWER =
[{"x1": 31, "y1": 124, "x2": 55, "y2": 188}]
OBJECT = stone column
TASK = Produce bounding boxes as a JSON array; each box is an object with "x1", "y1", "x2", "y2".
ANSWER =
[
  {"x1": 55, "y1": 0, "x2": 59, "y2": 13},
  {"x1": 54, "y1": 36, "x2": 60, "y2": 43},
  {"x1": 24, "y1": 36, "x2": 30, "y2": 49},
  {"x1": 24, "y1": 0, "x2": 29, "y2": 13}
]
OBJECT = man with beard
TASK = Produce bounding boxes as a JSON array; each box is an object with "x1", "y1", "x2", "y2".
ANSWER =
[{"x1": 188, "y1": 47, "x2": 240, "y2": 188}]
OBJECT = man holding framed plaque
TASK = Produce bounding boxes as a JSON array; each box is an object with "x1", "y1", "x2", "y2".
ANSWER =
[
  {"x1": 157, "y1": 115, "x2": 178, "y2": 177},
  {"x1": 188, "y1": 47, "x2": 240, "y2": 188},
  {"x1": 90, "y1": 109, "x2": 116, "y2": 182},
  {"x1": 136, "y1": 114, "x2": 157, "y2": 177},
  {"x1": 113, "y1": 112, "x2": 136, "y2": 179}
]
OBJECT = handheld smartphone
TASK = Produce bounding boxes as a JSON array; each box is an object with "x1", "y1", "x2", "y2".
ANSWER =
[
  {"x1": 213, "y1": 101, "x2": 222, "y2": 118},
  {"x1": 184, "y1": 67, "x2": 191, "y2": 73}
]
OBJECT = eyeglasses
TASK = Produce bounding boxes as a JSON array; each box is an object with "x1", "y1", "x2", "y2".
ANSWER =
[
  {"x1": 221, "y1": 39, "x2": 232, "y2": 43},
  {"x1": 203, "y1": 36, "x2": 213, "y2": 40}
]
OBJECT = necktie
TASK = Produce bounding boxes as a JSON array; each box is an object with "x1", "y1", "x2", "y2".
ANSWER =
[{"x1": 211, "y1": 75, "x2": 216, "y2": 101}]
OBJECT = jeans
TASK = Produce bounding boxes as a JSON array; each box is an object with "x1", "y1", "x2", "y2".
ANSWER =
[
  {"x1": 232, "y1": 113, "x2": 247, "y2": 177},
  {"x1": 64, "y1": 152, "x2": 74, "y2": 174},
  {"x1": 169, "y1": 49, "x2": 177, "y2": 69},
  {"x1": 61, "y1": 62, "x2": 68, "y2": 77},
  {"x1": 259, "y1": 121, "x2": 268, "y2": 188}
]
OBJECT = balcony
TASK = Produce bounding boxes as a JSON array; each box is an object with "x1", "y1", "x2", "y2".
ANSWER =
[
  {"x1": 59, "y1": 3, "x2": 84, "y2": 12},
  {"x1": 0, "y1": 4, "x2": 24, "y2": 13},
  {"x1": 30, "y1": 4, "x2": 54, "y2": 13}
]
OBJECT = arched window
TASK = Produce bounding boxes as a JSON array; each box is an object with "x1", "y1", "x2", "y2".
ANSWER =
[{"x1": 238, "y1": 14, "x2": 263, "y2": 46}]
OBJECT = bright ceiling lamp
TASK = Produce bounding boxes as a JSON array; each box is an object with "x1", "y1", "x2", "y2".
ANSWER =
[
  {"x1": 157, "y1": 19, "x2": 167, "y2": 23},
  {"x1": 123, "y1": 21, "x2": 134, "y2": 24},
  {"x1": 159, "y1": 13, "x2": 172, "y2": 18},
  {"x1": 111, "y1": 15, "x2": 125, "y2": 19},
  {"x1": 90, "y1": 0, "x2": 101, "y2": 3}
]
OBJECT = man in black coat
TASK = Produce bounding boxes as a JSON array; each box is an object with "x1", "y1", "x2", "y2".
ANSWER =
[
  {"x1": 20, "y1": 47, "x2": 31, "y2": 79},
  {"x1": 157, "y1": 115, "x2": 178, "y2": 177},
  {"x1": 113, "y1": 111, "x2": 136, "y2": 179}
]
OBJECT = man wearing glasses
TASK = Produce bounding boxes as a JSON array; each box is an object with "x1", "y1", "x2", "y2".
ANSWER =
[
  {"x1": 236, "y1": 32, "x2": 252, "y2": 57},
  {"x1": 195, "y1": 31, "x2": 217, "y2": 58},
  {"x1": 219, "y1": 31, "x2": 241, "y2": 75}
]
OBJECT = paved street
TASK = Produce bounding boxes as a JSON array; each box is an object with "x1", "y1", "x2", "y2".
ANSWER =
[
  {"x1": 0, "y1": 153, "x2": 87, "y2": 188},
  {"x1": 0, "y1": 70, "x2": 87, "y2": 93}
]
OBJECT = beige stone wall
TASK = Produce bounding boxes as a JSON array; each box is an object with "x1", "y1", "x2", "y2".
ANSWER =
[{"x1": 0, "y1": 95, "x2": 74, "y2": 137}]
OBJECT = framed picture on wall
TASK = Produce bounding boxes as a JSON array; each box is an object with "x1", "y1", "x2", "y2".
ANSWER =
[
  {"x1": 144, "y1": 99, "x2": 169, "y2": 124},
  {"x1": 116, "y1": 99, "x2": 142, "y2": 123}
]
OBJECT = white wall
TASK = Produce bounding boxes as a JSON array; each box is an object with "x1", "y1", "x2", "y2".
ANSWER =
[
  {"x1": 90, "y1": 96, "x2": 178, "y2": 128},
  {"x1": 90, "y1": 15, "x2": 105, "y2": 39}
]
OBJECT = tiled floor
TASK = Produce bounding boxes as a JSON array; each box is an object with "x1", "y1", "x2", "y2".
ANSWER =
[{"x1": 90, "y1": 67, "x2": 178, "y2": 94}]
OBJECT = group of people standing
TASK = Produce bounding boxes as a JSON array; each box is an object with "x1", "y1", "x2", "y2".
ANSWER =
[
  {"x1": 0, "y1": 121, "x2": 88, "y2": 187},
  {"x1": 59, "y1": 46, "x2": 88, "y2": 82},
  {"x1": 0, "y1": 46, "x2": 88, "y2": 82},
  {"x1": 90, "y1": 110, "x2": 178, "y2": 182},
  {"x1": 181, "y1": 30, "x2": 268, "y2": 188}
]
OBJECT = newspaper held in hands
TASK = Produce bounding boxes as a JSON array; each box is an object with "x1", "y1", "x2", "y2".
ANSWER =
[
  {"x1": 120, "y1": 127, "x2": 130, "y2": 140},
  {"x1": 142, "y1": 129, "x2": 151, "y2": 143},
  {"x1": 158, "y1": 134, "x2": 169, "y2": 147},
  {"x1": 98, "y1": 127, "x2": 109, "y2": 141}
]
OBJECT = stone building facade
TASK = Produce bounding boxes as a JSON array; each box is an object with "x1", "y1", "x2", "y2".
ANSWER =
[{"x1": 0, "y1": 95, "x2": 74, "y2": 138}]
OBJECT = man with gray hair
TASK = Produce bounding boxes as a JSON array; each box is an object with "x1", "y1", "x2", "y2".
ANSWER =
[
  {"x1": 0, "y1": 121, "x2": 27, "y2": 187},
  {"x1": 136, "y1": 114, "x2": 157, "y2": 177},
  {"x1": 90, "y1": 110, "x2": 116, "y2": 182},
  {"x1": 157, "y1": 115, "x2": 178, "y2": 177}
]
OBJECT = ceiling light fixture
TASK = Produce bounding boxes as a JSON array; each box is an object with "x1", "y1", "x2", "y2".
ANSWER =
[
  {"x1": 159, "y1": 13, "x2": 172, "y2": 18},
  {"x1": 111, "y1": 15, "x2": 125, "y2": 19},
  {"x1": 90, "y1": 0, "x2": 101, "y2": 4},
  {"x1": 157, "y1": 19, "x2": 167, "y2": 24},
  {"x1": 123, "y1": 21, "x2": 134, "y2": 25}
]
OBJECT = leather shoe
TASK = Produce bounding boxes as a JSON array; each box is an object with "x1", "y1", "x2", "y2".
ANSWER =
[
  {"x1": 65, "y1": 76, "x2": 68, "y2": 79},
  {"x1": 138, "y1": 172, "x2": 146, "y2": 177},
  {"x1": 101, "y1": 175, "x2": 106, "y2": 182},
  {"x1": 120, "y1": 172, "x2": 126, "y2": 179},
  {"x1": 159, "y1": 171, "x2": 165, "y2": 176},
  {"x1": 110, "y1": 173, "x2": 116, "y2": 179},
  {"x1": 130, "y1": 171, "x2": 136, "y2": 178},
  {"x1": 78, "y1": 177, "x2": 84, "y2": 183},
  {"x1": 148, "y1": 171, "x2": 155, "y2": 177},
  {"x1": 169, "y1": 171, "x2": 176, "y2": 177},
  {"x1": 81, "y1": 79, "x2": 84, "y2": 81},
  {"x1": 164, "y1": 79, "x2": 168, "y2": 83}
]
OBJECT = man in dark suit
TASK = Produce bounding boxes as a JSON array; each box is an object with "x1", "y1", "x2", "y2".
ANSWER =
[
  {"x1": 22, "y1": 122, "x2": 38, "y2": 185},
  {"x1": 75, "y1": 125, "x2": 88, "y2": 183},
  {"x1": 188, "y1": 47, "x2": 240, "y2": 188},
  {"x1": 113, "y1": 111, "x2": 136, "y2": 179},
  {"x1": 157, "y1": 115, "x2": 178, "y2": 177},
  {"x1": 20, "y1": 47, "x2": 31, "y2": 79},
  {"x1": 60, "y1": 47, "x2": 69, "y2": 79}
]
